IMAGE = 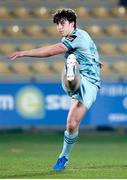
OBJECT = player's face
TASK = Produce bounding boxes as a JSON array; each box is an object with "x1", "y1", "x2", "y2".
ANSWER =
[{"x1": 56, "y1": 19, "x2": 74, "y2": 37}]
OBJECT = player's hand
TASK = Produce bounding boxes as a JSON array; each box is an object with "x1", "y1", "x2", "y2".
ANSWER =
[{"x1": 8, "y1": 51, "x2": 24, "y2": 61}]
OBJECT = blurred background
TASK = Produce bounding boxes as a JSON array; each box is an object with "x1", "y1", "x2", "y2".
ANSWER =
[{"x1": 0, "y1": 0, "x2": 127, "y2": 133}]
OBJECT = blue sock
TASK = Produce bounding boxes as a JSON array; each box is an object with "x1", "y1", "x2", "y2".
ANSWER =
[{"x1": 59, "y1": 130, "x2": 78, "y2": 159}]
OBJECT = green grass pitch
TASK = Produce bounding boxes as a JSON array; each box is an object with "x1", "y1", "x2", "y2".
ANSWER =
[{"x1": 0, "y1": 131, "x2": 127, "y2": 178}]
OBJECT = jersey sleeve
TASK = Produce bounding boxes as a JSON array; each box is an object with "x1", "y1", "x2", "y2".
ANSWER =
[{"x1": 61, "y1": 35, "x2": 82, "y2": 51}]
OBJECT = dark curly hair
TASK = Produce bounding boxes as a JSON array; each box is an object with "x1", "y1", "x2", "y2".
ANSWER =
[{"x1": 53, "y1": 8, "x2": 77, "y2": 29}]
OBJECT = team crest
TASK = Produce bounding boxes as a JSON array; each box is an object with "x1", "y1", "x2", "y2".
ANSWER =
[{"x1": 66, "y1": 35, "x2": 77, "y2": 42}]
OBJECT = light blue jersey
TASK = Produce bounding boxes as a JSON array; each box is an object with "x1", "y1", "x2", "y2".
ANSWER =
[{"x1": 62, "y1": 28, "x2": 101, "y2": 88}]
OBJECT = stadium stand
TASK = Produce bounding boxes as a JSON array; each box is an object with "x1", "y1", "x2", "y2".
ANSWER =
[
  {"x1": 117, "y1": 43, "x2": 127, "y2": 54},
  {"x1": 90, "y1": 6, "x2": 110, "y2": 18},
  {"x1": 100, "y1": 60, "x2": 113, "y2": 77},
  {"x1": 98, "y1": 43, "x2": 118, "y2": 55},
  {"x1": 31, "y1": 61, "x2": 53, "y2": 76},
  {"x1": 11, "y1": 7, "x2": 31, "y2": 19},
  {"x1": 75, "y1": 7, "x2": 90, "y2": 19},
  {"x1": 85, "y1": 25, "x2": 105, "y2": 37},
  {"x1": 0, "y1": 61, "x2": 12, "y2": 75},
  {"x1": 110, "y1": 6, "x2": 127, "y2": 18},
  {"x1": 11, "y1": 62, "x2": 32, "y2": 75},
  {"x1": 0, "y1": 43, "x2": 16, "y2": 54},
  {"x1": 0, "y1": 0, "x2": 126, "y2": 81},
  {"x1": 0, "y1": 6, "x2": 10, "y2": 19},
  {"x1": 24, "y1": 24, "x2": 45, "y2": 37},
  {"x1": 51, "y1": 61, "x2": 65, "y2": 74},
  {"x1": 46, "y1": 25, "x2": 59, "y2": 37},
  {"x1": 18, "y1": 43, "x2": 35, "y2": 51},
  {"x1": 4, "y1": 25, "x2": 24, "y2": 37},
  {"x1": 112, "y1": 61, "x2": 127, "y2": 76},
  {"x1": 30, "y1": 7, "x2": 51, "y2": 19},
  {"x1": 104, "y1": 24, "x2": 124, "y2": 37}
]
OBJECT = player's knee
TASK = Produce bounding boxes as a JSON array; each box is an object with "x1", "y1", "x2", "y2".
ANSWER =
[{"x1": 67, "y1": 120, "x2": 76, "y2": 133}]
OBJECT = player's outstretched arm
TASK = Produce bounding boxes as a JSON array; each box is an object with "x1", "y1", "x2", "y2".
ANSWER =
[{"x1": 8, "y1": 43, "x2": 68, "y2": 60}]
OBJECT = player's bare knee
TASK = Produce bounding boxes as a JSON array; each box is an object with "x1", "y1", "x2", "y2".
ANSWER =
[
  {"x1": 67, "y1": 120, "x2": 77, "y2": 133},
  {"x1": 67, "y1": 125, "x2": 75, "y2": 133}
]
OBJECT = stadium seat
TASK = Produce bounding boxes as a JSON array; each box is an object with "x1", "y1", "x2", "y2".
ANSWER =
[
  {"x1": 51, "y1": 61, "x2": 65, "y2": 74},
  {"x1": 0, "y1": 6, "x2": 10, "y2": 19},
  {"x1": 117, "y1": 43, "x2": 127, "y2": 54},
  {"x1": 24, "y1": 25, "x2": 44, "y2": 37},
  {"x1": 18, "y1": 43, "x2": 35, "y2": 51},
  {"x1": 0, "y1": 43, "x2": 16, "y2": 55},
  {"x1": 123, "y1": 26, "x2": 127, "y2": 35},
  {"x1": 11, "y1": 62, "x2": 32, "y2": 75},
  {"x1": 99, "y1": 43, "x2": 117, "y2": 55},
  {"x1": 75, "y1": 7, "x2": 90, "y2": 19},
  {"x1": 104, "y1": 24, "x2": 124, "y2": 37},
  {"x1": 110, "y1": 6, "x2": 127, "y2": 18},
  {"x1": 30, "y1": 7, "x2": 50, "y2": 19},
  {"x1": 100, "y1": 61, "x2": 113, "y2": 76},
  {"x1": 31, "y1": 61, "x2": 53, "y2": 76},
  {"x1": 0, "y1": 27, "x2": 5, "y2": 37},
  {"x1": 4, "y1": 25, "x2": 24, "y2": 37},
  {"x1": 90, "y1": 7, "x2": 110, "y2": 18},
  {"x1": 46, "y1": 25, "x2": 58, "y2": 37},
  {"x1": 85, "y1": 25, "x2": 104, "y2": 37},
  {"x1": 11, "y1": 7, "x2": 31, "y2": 19},
  {"x1": 0, "y1": 62, "x2": 12, "y2": 75},
  {"x1": 112, "y1": 61, "x2": 127, "y2": 76}
]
